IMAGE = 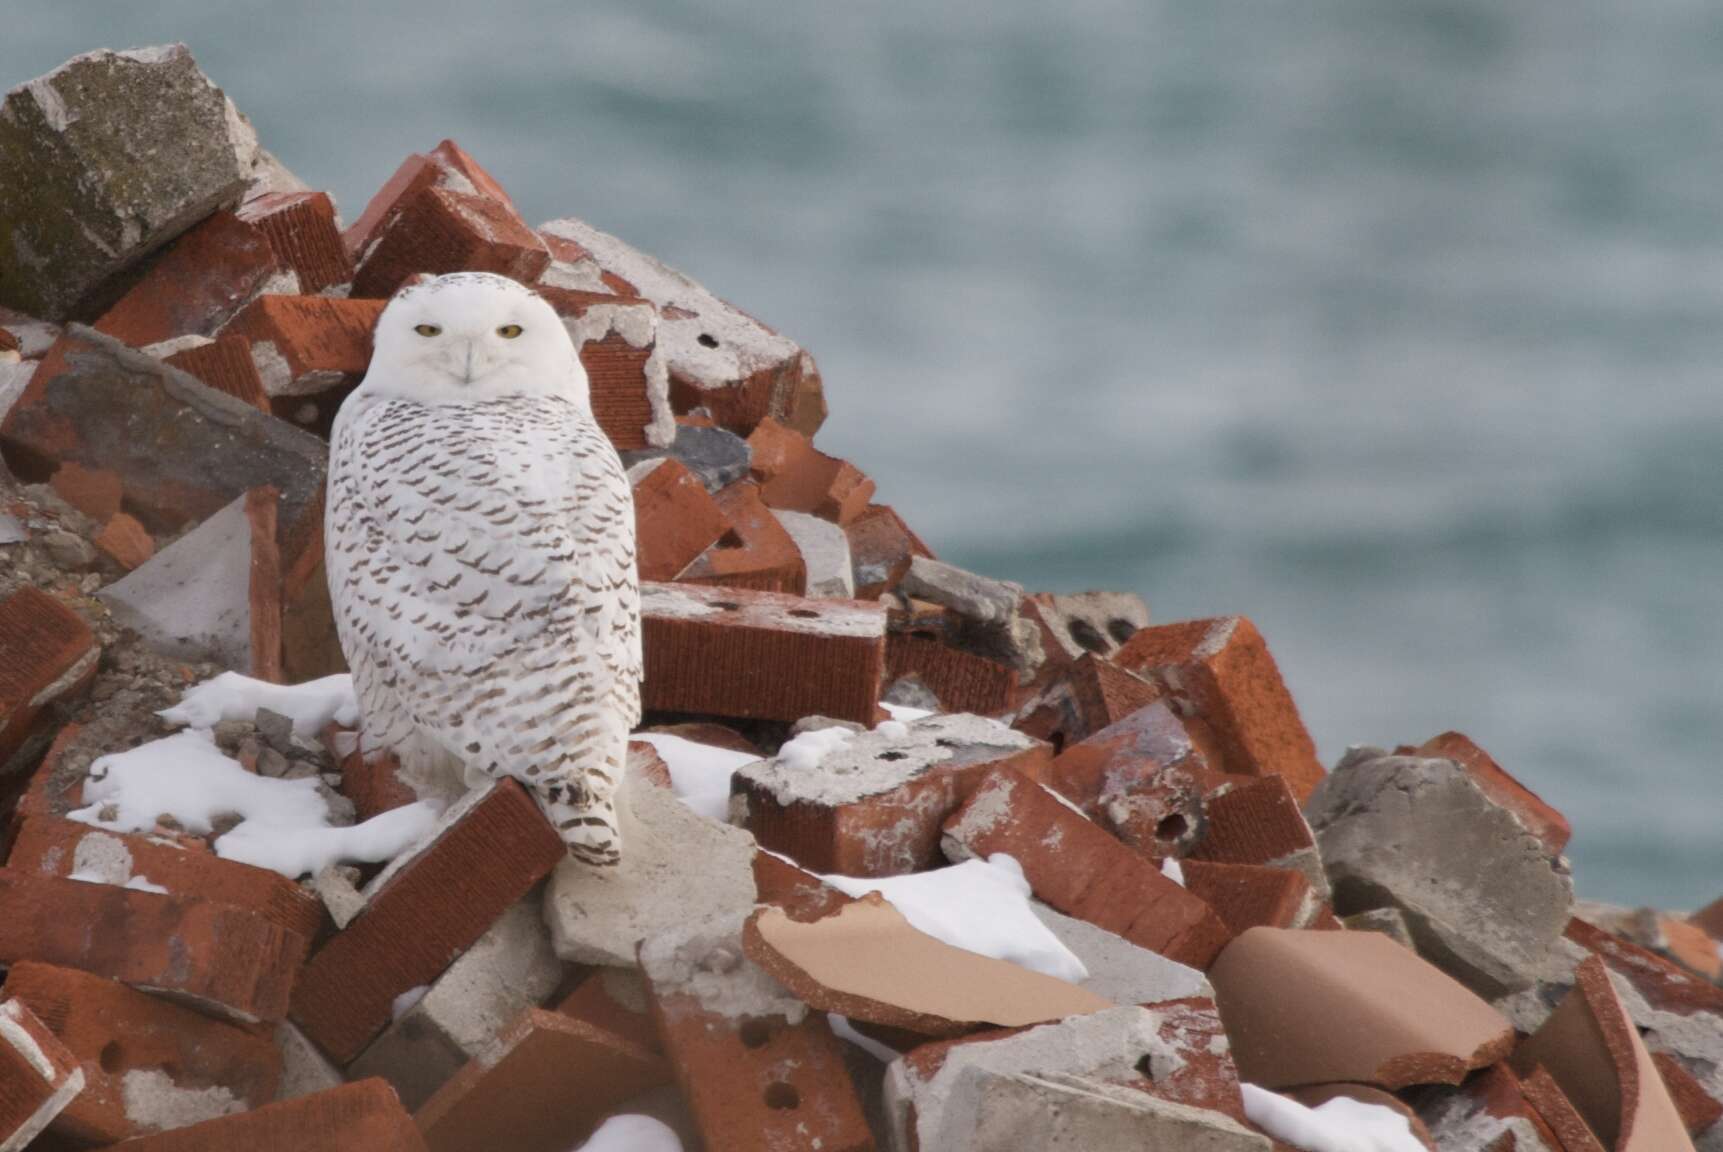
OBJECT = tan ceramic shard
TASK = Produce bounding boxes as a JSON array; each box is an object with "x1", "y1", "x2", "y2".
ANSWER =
[
  {"x1": 1208, "y1": 926, "x2": 1513, "y2": 1090},
  {"x1": 1511, "y1": 955, "x2": 1696, "y2": 1152},
  {"x1": 742, "y1": 893, "x2": 1111, "y2": 1038}
]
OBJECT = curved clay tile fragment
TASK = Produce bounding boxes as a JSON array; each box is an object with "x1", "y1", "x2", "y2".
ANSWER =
[{"x1": 1208, "y1": 926, "x2": 1513, "y2": 1090}]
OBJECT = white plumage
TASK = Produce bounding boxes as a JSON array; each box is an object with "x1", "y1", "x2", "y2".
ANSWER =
[{"x1": 327, "y1": 272, "x2": 641, "y2": 866}]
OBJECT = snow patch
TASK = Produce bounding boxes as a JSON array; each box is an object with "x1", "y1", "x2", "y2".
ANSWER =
[
  {"x1": 158, "y1": 672, "x2": 358, "y2": 738},
  {"x1": 829, "y1": 1013, "x2": 902, "y2": 1063},
  {"x1": 391, "y1": 985, "x2": 430, "y2": 1022},
  {"x1": 1161, "y1": 857, "x2": 1185, "y2": 886},
  {"x1": 1241, "y1": 1084, "x2": 1426, "y2": 1152},
  {"x1": 122, "y1": 1069, "x2": 245, "y2": 1130},
  {"x1": 632, "y1": 732, "x2": 758, "y2": 822},
  {"x1": 574, "y1": 1114, "x2": 684, "y2": 1152},
  {"x1": 880, "y1": 702, "x2": 936, "y2": 723},
  {"x1": 215, "y1": 801, "x2": 440, "y2": 879}
]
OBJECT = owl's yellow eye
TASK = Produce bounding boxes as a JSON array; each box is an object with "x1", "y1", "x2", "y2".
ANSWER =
[
  {"x1": 497, "y1": 324, "x2": 524, "y2": 339},
  {"x1": 413, "y1": 324, "x2": 441, "y2": 337}
]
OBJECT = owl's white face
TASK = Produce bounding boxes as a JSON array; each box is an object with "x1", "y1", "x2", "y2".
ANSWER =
[{"x1": 360, "y1": 272, "x2": 588, "y2": 407}]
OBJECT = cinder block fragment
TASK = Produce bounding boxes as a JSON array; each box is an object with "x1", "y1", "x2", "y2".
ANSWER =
[
  {"x1": 736, "y1": 713, "x2": 1049, "y2": 876},
  {"x1": 746, "y1": 417, "x2": 875, "y2": 525},
  {"x1": 348, "y1": 896, "x2": 563, "y2": 1111},
  {"x1": 94, "y1": 210, "x2": 288, "y2": 347},
  {"x1": 7, "y1": 815, "x2": 322, "y2": 942},
  {"x1": 1041, "y1": 699, "x2": 1211, "y2": 857},
  {"x1": 289, "y1": 780, "x2": 564, "y2": 1064},
  {"x1": 1012, "y1": 653, "x2": 1164, "y2": 752},
  {"x1": 237, "y1": 191, "x2": 354, "y2": 294},
  {"x1": 629, "y1": 457, "x2": 731, "y2": 582},
  {"x1": 1, "y1": 961, "x2": 279, "y2": 1143},
  {"x1": 0, "y1": 46, "x2": 254, "y2": 321},
  {"x1": 539, "y1": 217, "x2": 826, "y2": 436},
  {"x1": 0, "y1": 870, "x2": 308, "y2": 1024},
  {"x1": 942, "y1": 767, "x2": 1231, "y2": 969},
  {"x1": 413, "y1": 1007, "x2": 667, "y2": 1152},
  {"x1": 1114, "y1": 615, "x2": 1325, "y2": 802},
  {"x1": 0, "y1": 997, "x2": 83, "y2": 1152},
  {"x1": 103, "y1": 1078, "x2": 427, "y2": 1151},
  {"x1": 678, "y1": 481, "x2": 806, "y2": 594},
  {"x1": 640, "y1": 581, "x2": 885, "y2": 724},
  {"x1": 0, "y1": 585, "x2": 97, "y2": 768},
  {"x1": 640, "y1": 912, "x2": 872, "y2": 1152}
]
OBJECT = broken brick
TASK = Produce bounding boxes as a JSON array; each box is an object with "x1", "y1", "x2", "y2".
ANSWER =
[
  {"x1": 0, "y1": 997, "x2": 83, "y2": 1150},
  {"x1": 750, "y1": 850, "x2": 852, "y2": 923},
  {"x1": 343, "y1": 140, "x2": 515, "y2": 261},
  {"x1": 640, "y1": 582, "x2": 885, "y2": 725},
  {"x1": 1, "y1": 960, "x2": 279, "y2": 1143},
  {"x1": 6, "y1": 815, "x2": 323, "y2": 943},
  {"x1": 48, "y1": 459, "x2": 123, "y2": 521},
  {"x1": 1179, "y1": 860, "x2": 1323, "y2": 934},
  {"x1": 1188, "y1": 773, "x2": 1327, "y2": 896},
  {"x1": 555, "y1": 970, "x2": 663, "y2": 1057},
  {"x1": 1517, "y1": 1064, "x2": 1607, "y2": 1152},
  {"x1": 745, "y1": 417, "x2": 875, "y2": 525},
  {"x1": 736, "y1": 712, "x2": 1050, "y2": 876},
  {"x1": 106, "y1": 1078, "x2": 426, "y2": 1151},
  {"x1": 247, "y1": 486, "x2": 284, "y2": 683},
  {"x1": 331, "y1": 737, "x2": 419, "y2": 823},
  {"x1": 640, "y1": 916, "x2": 872, "y2": 1152},
  {"x1": 1040, "y1": 699, "x2": 1211, "y2": 857},
  {"x1": 1114, "y1": 615, "x2": 1325, "y2": 803},
  {"x1": 0, "y1": 870, "x2": 308, "y2": 1024},
  {"x1": 414, "y1": 1007, "x2": 667, "y2": 1152},
  {"x1": 1650, "y1": 1050, "x2": 1723, "y2": 1142},
  {"x1": 1412, "y1": 732, "x2": 1571, "y2": 858},
  {"x1": 1013, "y1": 653, "x2": 1165, "y2": 753},
  {"x1": 1693, "y1": 894, "x2": 1723, "y2": 943},
  {"x1": 1021, "y1": 591, "x2": 1151, "y2": 667},
  {"x1": 222, "y1": 294, "x2": 386, "y2": 402},
  {"x1": 0, "y1": 586, "x2": 98, "y2": 769},
  {"x1": 352, "y1": 185, "x2": 550, "y2": 300},
  {"x1": 942, "y1": 767, "x2": 1231, "y2": 969},
  {"x1": 630, "y1": 458, "x2": 732, "y2": 582},
  {"x1": 846, "y1": 503, "x2": 933, "y2": 599},
  {"x1": 677, "y1": 481, "x2": 806, "y2": 594},
  {"x1": 1421, "y1": 1062, "x2": 1564, "y2": 1152},
  {"x1": 164, "y1": 334, "x2": 272, "y2": 412},
  {"x1": 94, "y1": 512, "x2": 156, "y2": 571},
  {"x1": 290, "y1": 780, "x2": 565, "y2": 1063},
  {"x1": 236, "y1": 191, "x2": 354, "y2": 294},
  {"x1": 93, "y1": 210, "x2": 286, "y2": 347},
  {"x1": 538, "y1": 288, "x2": 674, "y2": 451},
  {"x1": 886, "y1": 631, "x2": 1016, "y2": 716}
]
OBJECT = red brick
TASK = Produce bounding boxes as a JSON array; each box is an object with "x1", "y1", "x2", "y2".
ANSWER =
[
  {"x1": 645, "y1": 970, "x2": 871, "y2": 1152},
  {"x1": 281, "y1": 514, "x2": 348, "y2": 683},
  {"x1": 109, "y1": 1078, "x2": 426, "y2": 1151},
  {"x1": 1518, "y1": 1063, "x2": 1607, "y2": 1151},
  {"x1": 745, "y1": 417, "x2": 875, "y2": 525},
  {"x1": 1114, "y1": 616, "x2": 1325, "y2": 803},
  {"x1": 48, "y1": 459, "x2": 123, "y2": 521},
  {"x1": 1693, "y1": 894, "x2": 1723, "y2": 943},
  {"x1": 290, "y1": 780, "x2": 564, "y2": 1063},
  {"x1": 93, "y1": 210, "x2": 283, "y2": 347},
  {"x1": 1013, "y1": 653, "x2": 1165, "y2": 753},
  {"x1": 1564, "y1": 916, "x2": 1723, "y2": 1019},
  {"x1": 678, "y1": 481, "x2": 806, "y2": 594},
  {"x1": 885, "y1": 632, "x2": 1016, "y2": 716},
  {"x1": 555, "y1": 971, "x2": 663, "y2": 1057},
  {"x1": 0, "y1": 327, "x2": 16, "y2": 356},
  {"x1": 0, "y1": 586, "x2": 97, "y2": 767},
  {"x1": 0, "y1": 996, "x2": 82, "y2": 1149},
  {"x1": 413, "y1": 1007, "x2": 665, "y2": 1152},
  {"x1": 846, "y1": 504, "x2": 933, "y2": 599},
  {"x1": 0, "y1": 870, "x2": 307, "y2": 1023},
  {"x1": 1040, "y1": 699, "x2": 1211, "y2": 856},
  {"x1": 237, "y1": 191, "x2": 354, "y2": 294},
  {"x1": 222, "y1": 294, "x2": 386, "y2": 398},
  {"x1": 330, "y1": 737, "x2": 420, "y2": 822},
  {"x1": 943, "y1": 767, "x2": 1231, "y2": 968},
  {"x1": 751, "y1": 850, "x2": 853, "y2": 922},
  {"x1": 2, "y1": 961, "x2": 279, "y2": 1143},
  {"x1": 539, "y1": 288, "x2": 667, "y2": 451},
  {"x1": 7, "y1": 815, "x2": 322, "y2": 943},
  {"x1": 1650, "y1": 1050, "x2": 1723, "y2": 1142},
  {"x1": 246, "y1": 486, "x2": 285, "y2": 683},
  {"x1": 1413, "y1": 732, "x2": 1570, "y2": 857},
  {"x1": 164, "y1": 335, "x2": 272, "y2": 412},
  {"x1": 93, "y1": 512, "x2": 155, "y2": 571},
  {"x1": 1448, "y1": 1064, "x2": 1564, "y2": 1151},
  {"x1": 1187, "y1": 773, "x2": 1321, "y2": 873},
  {"x1": 345, "y1": 141, "x2": 514, "y2": 262},
  {"x1": 352, "y1": 185, "x2": 550, "y2": 300},
  {"x1": 737, "y1": 722, "x2": 1053, "y2": 877},
  {"x1": 1180, "y1": 860, "x2": 1321, "y2": 934},
  {"x1": 631, "y1": 458, "x2": 731, "y2": 582},
  {"x1": 640, "y1": 581, "x2": 885, "y2": 725}
]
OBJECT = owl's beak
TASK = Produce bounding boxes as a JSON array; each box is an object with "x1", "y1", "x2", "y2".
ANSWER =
[
  {"x1": 461, "y1": 338, "x2": 477, "y2": 384},
  {"x1": 451, "y1": 337, "x2": 480, "y2": 385}
]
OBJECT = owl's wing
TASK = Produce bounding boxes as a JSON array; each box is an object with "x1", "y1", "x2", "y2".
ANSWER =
[{"x1": 328, "y1": 395, "x2": 642, "y2": 774}]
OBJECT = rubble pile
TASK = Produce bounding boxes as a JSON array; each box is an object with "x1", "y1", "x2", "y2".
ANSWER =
[{"x1": 1, "y1": 44, "x2": 1720, "y2": 1152}]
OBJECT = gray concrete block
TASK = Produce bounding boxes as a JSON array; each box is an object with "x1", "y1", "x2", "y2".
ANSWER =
[
  {"x1": 775, "y1": 509, "x2": 854, "y2": 599},
  {"x1": 966, "y1": 1072, "x2": 1269, "y2": 1151},
  {"x1": 98, "y1": 496, "x2": 251, "y2": 669},
  {"x1": 1030, "y1": 902, "x2": 1212, "y2": 1005}
]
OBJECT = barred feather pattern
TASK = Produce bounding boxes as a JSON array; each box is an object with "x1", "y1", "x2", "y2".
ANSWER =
[{"x1": 327, "y1": 392, "x2": 641, "y2": 865}]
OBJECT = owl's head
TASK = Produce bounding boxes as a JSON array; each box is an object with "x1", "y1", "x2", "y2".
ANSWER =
[{"x1": 361, "y1": 273, "x2": 588, "y2": 406}]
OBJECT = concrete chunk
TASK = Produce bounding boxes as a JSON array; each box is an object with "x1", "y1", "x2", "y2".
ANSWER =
[
  {"x1": 98, "y1": 496, "x2": 251, "y2": 669},
  {"x1": 1306, "y1": 747, "x2": 1574, "y2": 997},
  {"x1": 774, "y1": 509, "x2": 855, "y2": 598},
  {"x1": 0, "y1": 46, "x2": 254, "y2": 321},
  {"x1": 965, "y1": 1072, "x2": 1269, "y2": 1152},
  {"x1": 1030, "y1": 902, "x2": 1213, "y2": 1005}
]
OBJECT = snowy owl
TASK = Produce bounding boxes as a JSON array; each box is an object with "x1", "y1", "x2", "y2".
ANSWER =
[{"x1": 327, "y1": 272, "x2": 642, "y2": 866}]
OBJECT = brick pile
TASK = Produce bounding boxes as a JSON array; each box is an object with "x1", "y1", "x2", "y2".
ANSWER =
[{"x1": 0, "y1": 44, "x2": 1719, "y2": 1152}]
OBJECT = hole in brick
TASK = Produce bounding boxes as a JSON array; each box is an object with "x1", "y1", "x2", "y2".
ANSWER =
[
  {"x1": 787, "y1": 609, "x2": 820, "y2": 619},
  {"x1": 1067, "y1": 618, "x2": 1109, "y2": 654},
  {"x1": 739, "y1": 1019, "x2": 774, "y2": 1049},
  {"x1": 878, "y1": 751, "x2": 908, "y2": 762},
  {"x1": 934, "y1": 738, "x2": 957, "y2": 749},
  {"x1": 99, "y1": 1042, "x2": 124, "y2": 1074},
  {"x1": 1050, "y1": 730, "x2": 1067, "y2": 754},
  {"x1": 764, "y1": 1082, "x2": 800, "y2": 1110},
  {"x1": 1107, "y1": 617, "x2": 1141, "y2": 644},
  {"x1": 717, "y1": 529, "x2": 744, "y2": 548},
  {"x1": 712, "y1": 601, "x2": 743, "y2": 611},
  {"x1": 1135, "y1": 1054, "x2": 1154, "y2": 1079},
  {"x1": 911, "y1": 630, "x2": 939, "y2": 641},
  {"x1": 1157, "y1": 814, "x2": 1189, "y2": 842},
  {"x1": 698, "y1": 333, "x2": 719, "y2": 348}
]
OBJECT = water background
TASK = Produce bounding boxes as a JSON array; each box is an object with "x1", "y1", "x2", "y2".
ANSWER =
[{"x1": 8, "y1": 1, "x2": 1721, "y2": 907}]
